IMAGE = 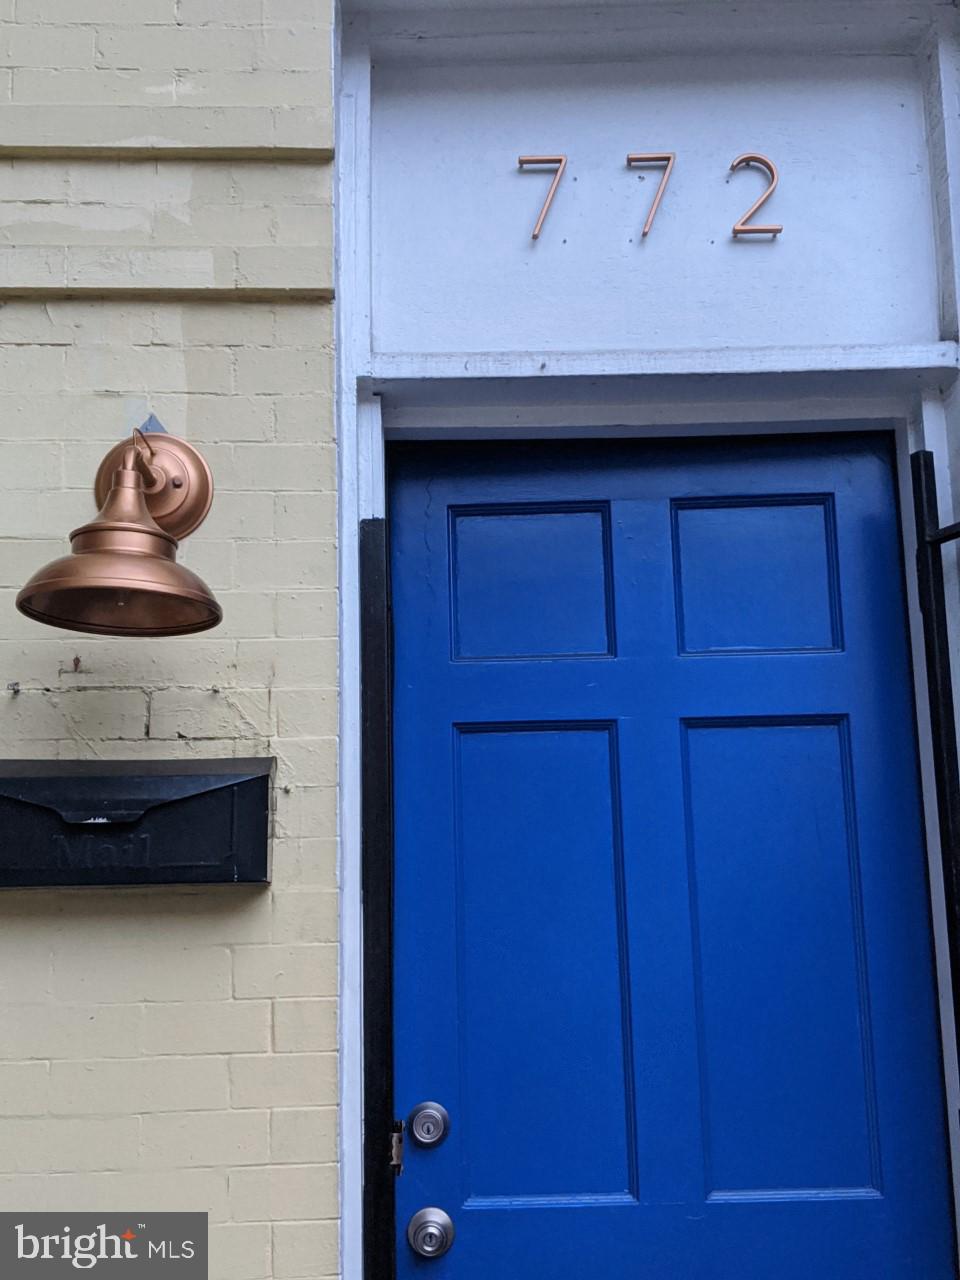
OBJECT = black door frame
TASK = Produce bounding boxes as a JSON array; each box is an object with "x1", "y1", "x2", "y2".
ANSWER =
[{"x1": 360, "y1": 516, "x2": 397, "y2": 1280}]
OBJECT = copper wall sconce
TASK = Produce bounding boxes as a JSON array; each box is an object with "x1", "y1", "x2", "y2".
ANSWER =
[{"x1": 16, "y1": 429, "x2": 221, "y2": 638}]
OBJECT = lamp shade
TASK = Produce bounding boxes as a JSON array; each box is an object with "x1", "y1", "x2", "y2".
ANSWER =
[{"x1": 16, "y1": 440, "x2": 221, "y2": 638}]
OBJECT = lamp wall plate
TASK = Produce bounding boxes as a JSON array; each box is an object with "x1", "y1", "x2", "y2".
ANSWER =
[{"x1": 94, "y1": 434, "x2": 214, "y2": 542}]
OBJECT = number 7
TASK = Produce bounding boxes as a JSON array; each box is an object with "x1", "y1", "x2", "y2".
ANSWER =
[
  {"x1": 626, "y1": 152, "x2": 676, "y2": 237},
  {"x1": 518, "y1": 155, "x2": 568, "y2": 240}
]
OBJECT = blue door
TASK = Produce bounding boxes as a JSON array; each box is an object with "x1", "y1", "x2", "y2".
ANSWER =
[{"x1": 390, "y1": 435, "x2": 957, "y2": 1279}]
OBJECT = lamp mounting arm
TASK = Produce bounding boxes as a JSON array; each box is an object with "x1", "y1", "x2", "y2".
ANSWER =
[{"x1": 94, "y1": 432, "x2": 214, "y2": 542}]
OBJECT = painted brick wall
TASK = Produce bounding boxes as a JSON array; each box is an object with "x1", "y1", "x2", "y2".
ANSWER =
[{"x1": 0, "y1": 2, "x2": 337, "y2": 1279}]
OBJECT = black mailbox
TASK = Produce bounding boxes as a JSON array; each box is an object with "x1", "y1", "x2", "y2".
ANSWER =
[{"x1": 0, "y1": 758, "x2": 273, "y2": 887}]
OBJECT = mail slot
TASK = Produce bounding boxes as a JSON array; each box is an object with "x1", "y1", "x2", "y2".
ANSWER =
[{"x1": 0, "y1": 758, "x2": 273, "y2": 887}]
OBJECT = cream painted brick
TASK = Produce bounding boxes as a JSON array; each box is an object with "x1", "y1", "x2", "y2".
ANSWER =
[
  {"x1": 178, "y1": 0, "x2": 262, "y2": 22},
  {"x1": 273, "y1": 1220, "x2": 338, "y2": 1279},
  {"x1": 142, "y1": 1109, "x2": 269, "y2": 1167},
  {"x1": 0, "y1": 1004, "x2": 141, "y2": 1060},
  {"x1": 273, "y1": 999, "x2": 336, "y2": 1053},
  {"x1": 271, "y1": 838, "x2": 337, "y2": 889},
  {"x1": 1, "y1": 27, "x2": 95, "y2": 69},
  {"x1": 0, "y1": 940, "x2": 52, "y2": 1003},
  {"x1": 235, "y1": 540, "x2": 334, "y2": 590},
  {"x1": 272, "y1": 301, "x2": 332, "y2": 348},
  {"x1": 231, "y1": 442, "x2": 335, "y2": 491},
  {"x1": 0, "y1": 540, "x2": 62, "y2": 588},
  {"x1": 263, "y1": 0, "x2": 331, "y2": 21},
  {"x1": 178, "y1": 69, "x2": 326, "y2": 108},
  {"x1": 235, "y1": 246, "x2": 331, "y2": 291},
  {"x1": 233, "y1": 945, "x2": 336, "y2": 999},
  {"x1": 274, "y1": 204, "x2": 328, "y2": 247},
  {"x1": 20, "y1": 890, "x2": 273, "y2": 948},
  {"x1": 230, "y1": 1053, "x2": 336, "y2": 1108},
  {"x1": 0, "y1": 489, "x2": 91, "y2": 540},
  {"x1": 14, "y1": 68, "x2": 176, "y2": 106},
  {"x1": 229, "y1": 1163, "x2": 338, "y2": 1223},
  {"x1": 0, "y1": 441, "x2": 58, "y2": 488},
  {"x1": 209, "y1": 1223, "x2": 271, "y2": 1280},
  {"x1": 180, "y1": 400, "x2": 274, "y2": 445},
  {"x1": 14, "y1": 639, "x2": 240, "y2": 688},
  {"x1": 143, "y1": 1001, "x2": 271, "y2": 1055},
  {"x1": 0, "y1": 202, "x2": 152, "y2": 247},
  {"x1": 211, "y1": 591, "x2": 277, "y2": 639},
  {"x1": 274, "y1": 492, "x2": 336, "y2": 540},
  {"x1": 157, "y1": 205, "x2": 276, "y2": 247},
  {"x1": 62, "y1": 346, "x2": 213, "y2": 396},
  {"x1": 273, "y1": 784, "x2": 337, "y2": 840},
  {"x1": 236, "y1": 639, "x2": 337, "y2": 689},
  {"x1": 273, "y1": 393, "x2": 334, "y2": 443},
  {"x1": 205, "y1": 491, "x2": 276, "y2": 540},
  {"x1": 0, "y1": 244, "x2": 65, "y2": 287},
  {"x1": 0, "y1": 1169, "x2": 230, "y2": 1219},
  {"x1": 179, "y1": 539, "x2": 236, "y2": 591},
  {"x1": 276, "y1": 589, "x2": 338, "y2": 639},
  {"x1": 65, "y1": 246, "x2": 232, "y2": 291},
  {"x1": 60, "y1": 688, "x2": 147, "y2": 739},
  {"x1": 17, "y1": 0, "x2": 174, "y2": 19},
  {"x1": 42, "y1": 302, "x2": 157, "y2": 347},
  {"x1": 177, "y1": 306, "x2": 277, "y2": 349},
  {"x1": 0, "y1": 688, "x2": 148, "y2": 741},
  {"x1": 257, "y1": 25, "x2": 333, "y2": 72},
  {"x1": 1, "y1": 156, "x2": 329, "y2": 283},
  {"x1": 0, "y1": 1062, "x2": 49, "y2": 1116},
  {"x1": 273, "y1": 690, "x2": 336, "y2": 739},
  {"x1": 233, "y1": 166, "x2": 331, "y2": 206},
  {"x1": 271, "y1": 1107, "x2": 336, "y2": 1165},
  {"x1": 234, "y1": 352, "x2": 332, "y2": 399},
  {"x1": 149, "y1": 688, "x2": 271, "y2": 741},
  {"x1": 271, "y1": 890, "x2": 337, "y2": 944},
  {"x1": 0, "y1": 105, "x2": 329, "y2": 153},
  {"x1": 97, "y1": 27, "x2": 258, "y2": 72},
  {"x1": 52, "y1": 944, "x2": 231, "y2": 1003},
  {"x1": 51, "y1": 1057, "x2": 229, "y2": 1115},
  {"x1": 0, "y1": 299, "x2": 74, "y2": 343},
  {"x1": 0, "y1": 141, "x2": 336, "y2": 1263},
  {"x1": 0, "y1": 640, "x2": 241, "y2": 695},
  {"x1": 0, "y1": 344, "x2": 66, "y2": 391},
  {"x1": 56, "y1": 737, "x2": 270, "y2": 762},
  {"x1": 274, "y1": 738, "x2": 337, "y2": 787},
  {"x1": 0, "y1": 1116, "x2": 139, "y2": 1172}
]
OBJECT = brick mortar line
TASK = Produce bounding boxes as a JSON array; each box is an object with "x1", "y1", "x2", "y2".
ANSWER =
[
  {"x1": 0, "y1": 147, "x2": 333, "y2": 163},
  {"x1": 0, "y1": 288, "x2": 334, "y2": 302}
]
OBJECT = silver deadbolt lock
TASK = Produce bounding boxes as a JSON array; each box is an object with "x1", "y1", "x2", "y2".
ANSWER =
[
  {"x1": 407, "y1": 1207, "x2": 455, "y2": 1258},
  {"x1": 407, "y1": 1101, "x2": 450, "y2": 1148}
]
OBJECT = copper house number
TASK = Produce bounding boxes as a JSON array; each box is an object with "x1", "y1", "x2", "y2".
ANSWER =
[{"x1": 518, "y1": 151, "x2": 782, "y2": 240}]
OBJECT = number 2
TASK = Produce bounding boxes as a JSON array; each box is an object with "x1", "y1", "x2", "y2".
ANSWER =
[{"x1": 730, "y1": 153, "x2": 782, "y2": 237}]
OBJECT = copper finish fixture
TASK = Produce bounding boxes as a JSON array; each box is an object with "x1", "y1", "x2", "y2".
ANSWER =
[
  {"x1": 16, "y1": 429, "x2": 221, "y2": 638},
  {"x1": 625, "y1": 152, "x2": 676, "y2": 237},
  {"x1": 730, "y1": 153, "x2": 782, "y2": 237},
  {"x1": 518, "y1": 155, "x2": 568, "y2": 240}
]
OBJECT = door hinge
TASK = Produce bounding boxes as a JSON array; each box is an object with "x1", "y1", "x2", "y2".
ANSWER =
[{"x1": 390, "y1": 1121, "x2": 404, "y2": 1174}]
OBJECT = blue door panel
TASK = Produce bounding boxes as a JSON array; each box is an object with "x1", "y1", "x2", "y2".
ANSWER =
[
  {"x1": 683, "y1": 718, "x2": 878, "y2": 1197},
  {"x1": 457, "y1": 724, "x2": 633, "y2": 1201},
  {"x1": 390, "y1": 436, "x2": 956, "y2": 1278}
]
